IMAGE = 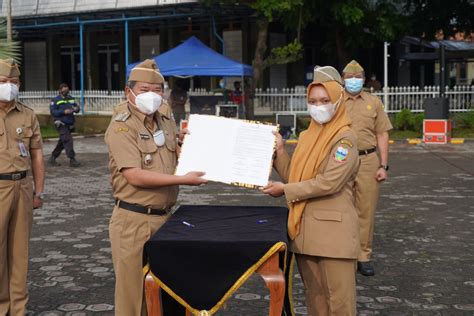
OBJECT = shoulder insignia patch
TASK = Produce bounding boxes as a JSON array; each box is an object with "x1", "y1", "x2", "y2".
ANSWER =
[
  {"x1": 114, "y1": 112, "x2": 130, "y2": 122},
  {"x1": 115, "y1": 127, "x2": 129, "y2": 133},
  {"x1": 333, "y1": 146, "x2": 349, "y2": 163},
  {"x1": 340, "y1": 139, "x2": 353, "y2": 148},
  {"x1": 367, "y1": 104, "x2": 372, "y2": 110}
]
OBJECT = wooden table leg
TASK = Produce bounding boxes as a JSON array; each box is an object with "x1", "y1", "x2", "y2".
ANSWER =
[
  {"x1": 145, "y1": 273, "x2": 193, "y2": 316},
  {"x1": 256, "y1": 252, "x2": 286, "y2": 316},
  {"x1": 145, "y1": 273, "x2": 163, "y2": 316}
]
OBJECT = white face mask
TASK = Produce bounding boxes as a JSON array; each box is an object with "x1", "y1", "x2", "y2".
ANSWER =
[
  {"x1": 130, "y1": 91, "x2": 163, "y2": 115},
  {"x1": 309, "y1": 103, "x2": 336, "y2": 124},
  {"x1": 0, "y1": 83, "x2": 19, "y2": 102},
  {"x1": 308, "y1": 93, "x2": 342, "y2": 125}
]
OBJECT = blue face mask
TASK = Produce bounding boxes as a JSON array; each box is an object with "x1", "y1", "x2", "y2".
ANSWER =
[{"x1": 344, "y1": 78, "x2": 364, "y2": 94}]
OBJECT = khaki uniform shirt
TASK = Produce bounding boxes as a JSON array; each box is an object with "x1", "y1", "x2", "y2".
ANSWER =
[
  {"x1": 274, "y1": 130, "x2": 360, "y2": 259},
  {"x1": 0, "y1": 101, "x2": 43, "y2": 173},
  {"x1": 343, "y1": 91, "x2": 392, "y2": 150},
  {"x1": 105, "y1": 101, "x2": 179, "y2": 209}
]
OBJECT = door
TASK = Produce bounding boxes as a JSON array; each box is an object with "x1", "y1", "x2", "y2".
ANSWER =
[{"x1": 98, "y1": 44, "x2": 120, "y2": 92}]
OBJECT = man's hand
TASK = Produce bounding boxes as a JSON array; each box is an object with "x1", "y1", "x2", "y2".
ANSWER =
[
  {"x1": 262, "y1": 181, "x2": 285, "y2": 197},
  {"x1": 33, "y1": 196, "x2": 43, "y2": 209},
  {"x1": 183, "y1": 171, "x2": 208, "y2": 186},
  {"x1": 64, "y1": 108, "x2": 73, "y2": 114},
  {"x1": 375, "y1": 168, "x2": 388, "y2": 182},
  {"x1": 178, "y1": 128, "x2": 190, "y2": 144}
]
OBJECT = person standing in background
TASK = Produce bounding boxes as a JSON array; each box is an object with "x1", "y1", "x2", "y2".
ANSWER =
[
  {"x1": 341, "y1": 60, "x2": 393, "y2": 276},
  {"x1": 48, "y1": 83, "x2": 81, "y2": 167}
]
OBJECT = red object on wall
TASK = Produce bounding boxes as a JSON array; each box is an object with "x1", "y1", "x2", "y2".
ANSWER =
[{"x1": 423, "y1": 119, "x2": 452, "y2": 144}]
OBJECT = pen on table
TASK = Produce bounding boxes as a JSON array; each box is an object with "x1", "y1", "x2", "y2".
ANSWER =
[{"x1": 182, "y1": 221, "x2": 195, "y2": 228}]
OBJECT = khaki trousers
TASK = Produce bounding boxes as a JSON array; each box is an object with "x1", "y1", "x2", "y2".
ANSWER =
[
  {"x1": 0, "y1": 178, "x2": 33, "y2": 316},
  {"x1": 296, "y1": 254, "x2": 356, "y2": 316},
  {"x1": 354, "y1": 152, "x2": 380, "y2": 261},
  {"x1": 109, "y1": 206, "x2": 169, "y2": 316}
]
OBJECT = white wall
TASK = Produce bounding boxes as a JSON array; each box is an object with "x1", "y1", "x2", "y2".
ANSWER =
[{"x1": 223, "y1": 30, "x2": 243, "y2": 89}]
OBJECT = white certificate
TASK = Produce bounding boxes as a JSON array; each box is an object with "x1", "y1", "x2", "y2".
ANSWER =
[{"x1": 175, "y1": 114, "x2": 278, "y2": 188}]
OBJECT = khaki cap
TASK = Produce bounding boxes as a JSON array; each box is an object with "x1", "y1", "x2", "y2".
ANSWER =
[
  {"x1": 308, "y1": 66, "x2": 343, "y2": 102},
  {"x1": 342, "y1": 60, "x2": 364, "y2": 74},
  {"x1": 129, "y1": 59, "x2": 164, "y2": 84},
  {"x1": 313, "y1": 66, "x2": 343, "y2": 85},
  {"x1": 0, "y1": 58, "x2": 21, "y2": 78}
]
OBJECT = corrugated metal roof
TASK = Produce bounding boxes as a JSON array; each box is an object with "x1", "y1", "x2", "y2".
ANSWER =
[{"x1": 1, "y1": 0, "x2": 197, "y2": 17}]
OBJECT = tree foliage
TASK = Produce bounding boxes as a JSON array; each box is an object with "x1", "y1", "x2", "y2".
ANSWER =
[
  {"x1": 264, "y1": 40, "x2": 303, "y2": 68},
  {"x1": 0, "y1": 19, "x2": 21, "y2": 63},
  {"x1": 404, "y1": 0, "x2": 474, "y2": 39}
]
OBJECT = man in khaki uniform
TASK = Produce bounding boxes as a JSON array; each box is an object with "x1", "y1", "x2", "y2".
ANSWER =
[
  {"x1": 264, "y1": 66, "x2": 360, "y2": 315},
  {"x1": 341, "y1": 60, "x2": 392, "y2": 276},
  {"x1": 0, "y1": 58, "x2": 45, "y2": 315},
  {"x1": 105, "y1": 59, "x2": 207, "y2": 316}
]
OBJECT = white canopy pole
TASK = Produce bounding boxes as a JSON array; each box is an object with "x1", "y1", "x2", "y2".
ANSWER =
[{"x1": 384, "y1": 42, "x2": 390, "y2": 111}]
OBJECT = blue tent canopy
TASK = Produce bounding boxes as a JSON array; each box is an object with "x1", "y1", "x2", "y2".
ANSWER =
[{"x1": 126, "y1": 36, "x2": 253, "y2": 77}]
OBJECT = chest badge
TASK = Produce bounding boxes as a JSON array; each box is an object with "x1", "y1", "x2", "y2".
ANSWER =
[
  {"x1": 366, "y1": 104, "x2": 372, "y2": 110},
  {"x1": 144, "y1": 154, "x2": 153, "y2": 165},
  {"x1": 16, "y1": 127, "x2": 23, "y2": 135}
]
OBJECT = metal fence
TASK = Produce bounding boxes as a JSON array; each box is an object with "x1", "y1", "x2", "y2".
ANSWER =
[
  {"x1": 19, "y1": 90, "x2": 125, "y2": 114},
  {"x1": 19, "y1": 86, "x2": 474, "y2": 116},
  {"x1": 254, "y1": 86, "x2": 474, "y2": 115}
]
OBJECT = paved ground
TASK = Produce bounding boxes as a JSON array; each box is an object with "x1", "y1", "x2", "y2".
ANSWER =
[{"x1": 25, "y1": 137, "x2": 474, "y2": 315}]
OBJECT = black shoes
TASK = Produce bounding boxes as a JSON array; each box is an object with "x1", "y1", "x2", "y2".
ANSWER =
[
  {"x1": 47, "y1": 156, "x2": 60, "y2": 166},
  {"x1": 357, "y1": 261, "x2": 375, "y2": 276},
  {"x1": 69, "y1": 158, "x2": 81, "y2": 167}
]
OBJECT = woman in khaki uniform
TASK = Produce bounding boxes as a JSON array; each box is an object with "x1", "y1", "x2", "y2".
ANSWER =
[{"x1": 263, "y1": 66, "x2": 360, "y2": 315}]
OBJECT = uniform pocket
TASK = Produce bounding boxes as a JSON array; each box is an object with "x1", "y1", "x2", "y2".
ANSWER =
[
  {"x1": 312, "y1": 209, "x2": 342, "y2": 222},
  {"x1": 18, "y1": 125, "x2": 34, "y2": 150},
  {"x1": 137, "y1": 139, "x2": 158, "y2": 169},
  {"x1": 22, "y1": 126, "x2": 33, "y2": 138},
  {"x1": 164, "y1": 129, "x2": 177, "y2": 152},
  {"x1": 362, "y1": 110, "x2": 376, "y2": 118}
]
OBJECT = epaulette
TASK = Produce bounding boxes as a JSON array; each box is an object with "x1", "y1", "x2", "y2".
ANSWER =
[
  {"x1": 114, "y1": 111, "x2": 131, "y2": 122},
  {"x1": 159, "y1": 102, "x2": 172, "y2": 119},
  {"x1": 17, "y1": 101, "x2": 34, "y2": 111},
  {"x1": 339, "y1": 139, "x2": 353, "y2": 148}
]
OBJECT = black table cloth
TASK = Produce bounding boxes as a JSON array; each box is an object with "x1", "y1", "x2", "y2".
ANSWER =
[{"x1": 144, "y1": 205, "x2": 289, "y2": 314}]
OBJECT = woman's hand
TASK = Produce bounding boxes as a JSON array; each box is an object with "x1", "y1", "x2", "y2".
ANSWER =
[{"x1": 262, "y1": 181, "x2": 285, "y2": 197}]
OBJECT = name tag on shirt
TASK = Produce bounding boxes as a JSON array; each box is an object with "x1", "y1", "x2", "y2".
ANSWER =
[{"x1": 19, "y1": 141, "x2": 29, "y2": 157}]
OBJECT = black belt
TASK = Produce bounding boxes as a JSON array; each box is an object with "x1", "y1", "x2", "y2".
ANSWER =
[
  {"x1": 0, "y1": 171, "x2": 27, "y2": 180},
  {"x1": 359, "y1": 147, "x2": 377, "y2": 156},
  {"x1": 115, "y1": 200, "x2": 168, "y2": 216}
]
